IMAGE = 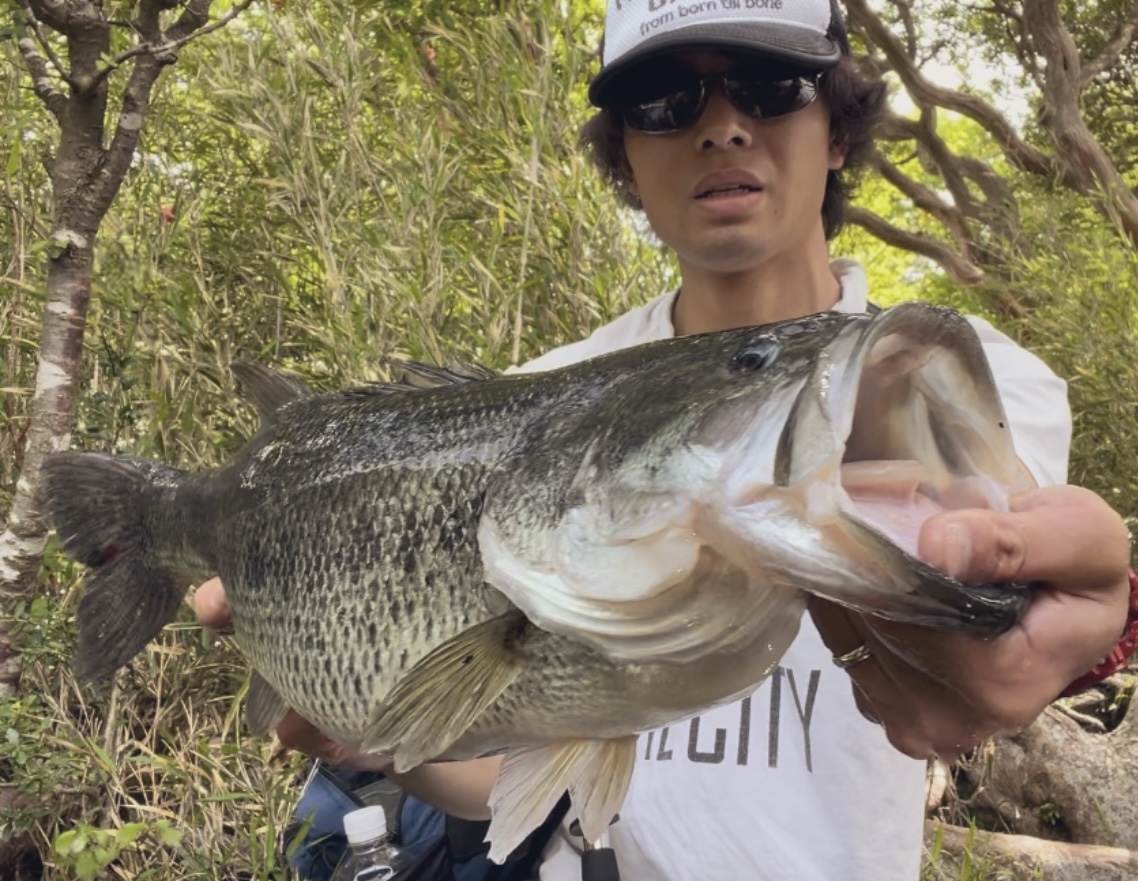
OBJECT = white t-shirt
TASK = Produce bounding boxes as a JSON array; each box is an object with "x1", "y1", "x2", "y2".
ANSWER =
[{"x1": 512, "y1": 260, "x2": 1071, "y2": 881}]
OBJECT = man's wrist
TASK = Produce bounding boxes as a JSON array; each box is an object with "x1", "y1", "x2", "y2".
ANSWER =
[{"x1": 1059, "y1": 568, "x2": 1138, "y2": 698}]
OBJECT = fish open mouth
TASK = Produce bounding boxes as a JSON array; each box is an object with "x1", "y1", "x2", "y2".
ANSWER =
[{"x1": 832, "y1": 304, "x2": 1029, "y2": 558}]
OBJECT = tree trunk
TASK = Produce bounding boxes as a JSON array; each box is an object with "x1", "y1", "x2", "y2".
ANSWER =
[
  {"x1": 926, "y1": 821, "x2": 1138, "y2": 881},
  {"x1": 0, "y1": 0, "x2": 238, "y2": 693},
  {"x1": 959, "y1": 702, "x2": 1138, "y2": 849},
  {"x1": 0, "y1": 232, "x2": 95, "y2": 698},
  {"x1": 0, "y1": 4, "x2": 250, "y2": 870}
]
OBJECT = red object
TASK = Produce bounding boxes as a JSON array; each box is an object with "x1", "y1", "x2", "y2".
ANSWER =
[{"x1": 1060, "y1": 568, "x2": 1138, "y2": 697}]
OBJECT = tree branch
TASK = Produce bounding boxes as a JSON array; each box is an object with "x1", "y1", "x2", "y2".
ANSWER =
[
  {"x1": 846, "y1": 0, "x2": 1057, "y2": 179},
  {"x1": 846, "y1": 205, "x2": 985, "y2": 285},
  {"x1": 869, "y1": 150, "x2": 974, "y2": 248},
  {"x1": 1023, "y1": 0, "x2": 1138, "y2": 247},
  {"x1": 893, "y1": 0, "x2": 919, "y2": 58},
  {"x1": 986, "y1": 0, "x2": 1046, "y2": 89},
  {"x1": 92, "y1": 0, "x2": 254, "y2": 209},
  {"x1": 25, "y1": 0, "x2": 99, "y2": 36},
  {"x1": 14, "y1": 31, "x2": 67, "y2": 121},
  {"x1": 877, "y1": 111, "x2": 1028, "y2": 262},
  {"x1": 879, "y1": 111, "x2": 984, "y2": 222},
  {"x1": 19, "y1": 2, "x2": 76, "y2": 90},
  {"x1": 166, "y1": 0, "x2": 227, "y2": 42},
  {"x1": 1079, "y1": 4, "x2": 1138, "y2": 90},
  {"x1": 84, "y1": 0, "x2": 253, "y2": 95}
]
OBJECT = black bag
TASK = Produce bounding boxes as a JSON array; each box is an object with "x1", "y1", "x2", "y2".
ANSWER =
[{"x1": 390, "y1": 790, "x2": 571, "y2": 881}]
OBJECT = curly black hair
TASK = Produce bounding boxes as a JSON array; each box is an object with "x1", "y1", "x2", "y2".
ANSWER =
[{"x1": 579, "y1": 56, "x2": 888, "y2": 240}]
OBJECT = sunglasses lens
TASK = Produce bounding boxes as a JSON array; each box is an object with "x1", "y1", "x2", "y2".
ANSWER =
[
  {"x1": 623, "y1": 85, "x2": 705, "y2": 133},
  {"x1": 621, "y1": 73, "x2": 819, "y2": 133},
  {"x1": 727, "y1": 77, "x2": 817, "y2": 119}
]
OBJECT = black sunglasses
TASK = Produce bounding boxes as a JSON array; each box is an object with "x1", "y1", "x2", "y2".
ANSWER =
[{"x1": 620, "y1": 72, "x2": 822, "y2": 135}]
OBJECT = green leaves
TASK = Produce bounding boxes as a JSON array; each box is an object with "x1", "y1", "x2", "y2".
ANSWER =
[{"x1": 53, "y1": 820, "x2": 183, "y2": 880}]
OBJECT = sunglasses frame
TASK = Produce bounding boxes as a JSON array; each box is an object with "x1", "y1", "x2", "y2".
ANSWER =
[{"x1": 620, "y1": 71, "x2": 823, "y2": 136}]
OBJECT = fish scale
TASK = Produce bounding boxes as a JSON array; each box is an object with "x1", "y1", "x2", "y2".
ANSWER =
[
  {"x1": 39, "y1": 303, "x2": 1036, "y2": 862},
  {"x1": 223, "y1": 456, "x2": 497, "y2": 743}
]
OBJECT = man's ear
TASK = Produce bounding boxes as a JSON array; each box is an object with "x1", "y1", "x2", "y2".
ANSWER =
[{"x1": 828, "y1": 138, "x2": 847, "y2": 171}]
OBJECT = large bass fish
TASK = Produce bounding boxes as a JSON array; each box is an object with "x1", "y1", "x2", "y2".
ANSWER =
[{"x1": 39, "y1": 303, "x2": 1034, "y2": 860}]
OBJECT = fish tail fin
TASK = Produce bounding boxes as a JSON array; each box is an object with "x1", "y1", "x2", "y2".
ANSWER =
[
  {"x1": 39, "y1": 452, "x2": 198, "y2": 682},
  {"x1": 486, "y1": 736, "x2": 637, "y2": 864}
]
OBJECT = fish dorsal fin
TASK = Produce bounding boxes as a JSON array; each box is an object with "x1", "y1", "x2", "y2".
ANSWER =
[
  {"x1": 232, "y1": 362, "x2": 315, "y2": 419},
  {"x1": 339, "y1": 360, "x2": 499, "y2": 399},
  {"x1": 396, "y1": 360, "x2": 498, "y2": 388}
]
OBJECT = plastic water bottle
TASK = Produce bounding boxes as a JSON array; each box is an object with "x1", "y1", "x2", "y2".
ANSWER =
[{"x1": 330, "y1": 805, "x2": 399, "y2": 881}]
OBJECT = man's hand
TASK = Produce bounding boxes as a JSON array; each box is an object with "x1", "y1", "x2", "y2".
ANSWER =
[
  {"x1": 810, "y1": 485, "x2": 1132, "y2": 760},
  {"x1": 190, "y1": 578, "x2": 392, "y2": 772}
]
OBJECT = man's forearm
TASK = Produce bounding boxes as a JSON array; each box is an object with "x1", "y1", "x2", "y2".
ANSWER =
[{"x1": 387, "y1": 755, "x2": 502, "y2": 821}]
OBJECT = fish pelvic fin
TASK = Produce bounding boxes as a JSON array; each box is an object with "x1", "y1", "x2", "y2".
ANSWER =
[
  {"x1": 246, "y1": 670, "x2": 289, "y2": 736},
  {"x1": 38, "y1": 453, "x2": 192, "y2": 682},
  {"x1": 232, "y1": 362, "x2": 315, "y2": 420},
  {"x1": 361, "y1": 611, "x2": 528, "y2": 768},
  {"x1": 486, "y1": 736, "x2": 637, "y2": 864}
]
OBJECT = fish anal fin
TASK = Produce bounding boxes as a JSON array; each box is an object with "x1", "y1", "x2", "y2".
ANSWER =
[
  {"x1": 232, "y1": 362, "x2": 314, "y2": 420},
  {"x1": 246, "y1": 670, "x2": 288, "y2": 736},
  {"x1": 361, "y1": 612, "x2": 527, "y2": 767},
  {"x1": 486, "y1": 736, "x2": 637, "y2": 864}
]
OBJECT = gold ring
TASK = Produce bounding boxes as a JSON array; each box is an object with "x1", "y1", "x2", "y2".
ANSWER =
[{"x1": 832, "y1": 643, "x2": 873, "y2": 670}]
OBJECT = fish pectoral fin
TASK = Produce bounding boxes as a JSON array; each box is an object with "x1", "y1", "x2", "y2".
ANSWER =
[
  {"x1": 245, "y1": 670, "x2": 288, "y2": 736},
  {"x1": 360, "y1": 612, "x2": 528, "y2": 768},
  {"x1": 485, "y1": 736, "x2": 637, "y2": 864}
]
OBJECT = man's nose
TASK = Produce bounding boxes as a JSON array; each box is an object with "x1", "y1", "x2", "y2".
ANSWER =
[{"x1": 693, "y1": 85, "x2": 753, "y2": 150}]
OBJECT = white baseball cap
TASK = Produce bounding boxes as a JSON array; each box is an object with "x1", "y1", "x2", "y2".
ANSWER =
[{"x1": 589, "y1": 0, "x2": 850, "y2": 105}]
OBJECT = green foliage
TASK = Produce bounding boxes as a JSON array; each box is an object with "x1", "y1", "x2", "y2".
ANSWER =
[
  {"x1": 998, "y1": 191, "x2": 1138, "y2": 541},
  {"x1": 53, "y1": 820, "x2": 182, "y2": 881},
  {"x1": 1, "y1": 571, "x2": 307, "y2": 878}
]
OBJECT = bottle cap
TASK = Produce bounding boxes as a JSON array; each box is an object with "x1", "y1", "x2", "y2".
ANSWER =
[{"x1": 343, "y1": 806, "x2": 387, "y2": 844}]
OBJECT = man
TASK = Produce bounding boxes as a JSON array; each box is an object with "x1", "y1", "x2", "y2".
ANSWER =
[{"x1": 195, "y1": 0, "x2": 1135, "y2": 878}]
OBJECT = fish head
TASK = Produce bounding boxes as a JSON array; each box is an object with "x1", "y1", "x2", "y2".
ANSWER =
[
  {"x1": 715, "y1": 301, "x2": 1035, "y2": 633},
  {"x1": 480, "y1": 311, "x2": 856, "y2": 662},
  {"x1": 481, "y1": 303, "x2": 1032, "y2": 665}
]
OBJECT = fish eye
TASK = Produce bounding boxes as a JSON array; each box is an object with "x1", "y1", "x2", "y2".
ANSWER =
[{"x1": 732, "y1": 338, "x2": 779, "y2": 372}]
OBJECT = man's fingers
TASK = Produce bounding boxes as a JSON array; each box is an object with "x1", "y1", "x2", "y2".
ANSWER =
[
  {"x1": 190, "y1": 576, "x2": 233, "y2": 630},
  {"x1": 277, "y1": 710, "x2": 393, "y2": 771},
  {"x1": 919, "y1": 485, "x2": 1130, "y2": 594}
]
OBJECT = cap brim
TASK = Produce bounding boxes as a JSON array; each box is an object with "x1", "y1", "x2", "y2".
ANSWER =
[{"x1": 589, "y1": 22, "x2": 842, "y2": 106}]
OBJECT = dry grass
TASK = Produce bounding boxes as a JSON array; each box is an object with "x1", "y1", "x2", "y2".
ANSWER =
[{"x1": 3, "y1": 586, "x2": 308, "y2": 879}]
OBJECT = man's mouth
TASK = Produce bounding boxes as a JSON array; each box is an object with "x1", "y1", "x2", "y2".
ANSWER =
[
  {"x1": 692, "y1": 170, "x2": 764, "y2": 200},
  {"x1": 696, "y1": 185, "x2": 761, "y2": 199}
]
